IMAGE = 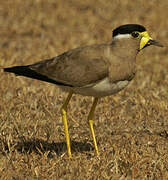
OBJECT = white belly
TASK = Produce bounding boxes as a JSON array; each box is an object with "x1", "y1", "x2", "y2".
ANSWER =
[{"x1": 61, "y1": 77, "x2": 130, "y2": 97}]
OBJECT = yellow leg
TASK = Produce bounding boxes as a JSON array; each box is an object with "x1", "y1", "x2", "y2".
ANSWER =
[
  {"x1": 61, "y1": 92, "x2": 73, "y2": 158},
  {"x1": 88, "y1": 97, "x2": 99, "y2": 156}
]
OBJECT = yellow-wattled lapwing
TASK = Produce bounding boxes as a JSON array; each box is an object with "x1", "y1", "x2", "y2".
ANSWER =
[{"x1": 4, "y1": 24, "x2": 163, "y2": 158}]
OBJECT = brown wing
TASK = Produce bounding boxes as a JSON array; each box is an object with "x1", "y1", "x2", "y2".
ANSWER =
[{"x1": 29, "y1": 45, "x2": 109, "y2": 87}]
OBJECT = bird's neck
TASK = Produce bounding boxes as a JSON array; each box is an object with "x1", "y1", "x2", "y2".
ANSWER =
[{"x1": 110, "y1": 38, "x2": 140, "y2": 60}]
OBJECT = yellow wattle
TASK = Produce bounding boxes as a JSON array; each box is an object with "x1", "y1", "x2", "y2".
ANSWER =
[{"x1": 139, "y1": 31, "x2": 152, "y2": 50}]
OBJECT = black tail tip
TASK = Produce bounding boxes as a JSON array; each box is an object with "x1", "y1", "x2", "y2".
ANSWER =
[
  {"x1": 3, "y1": 66, "x2": 28, "y2": 75},
  {"x1": 4, "y1": 67, "x2": 12, "y2": 72},
  {"x1": 3, "y1": 66, "x2": 19, "y2": 73}
]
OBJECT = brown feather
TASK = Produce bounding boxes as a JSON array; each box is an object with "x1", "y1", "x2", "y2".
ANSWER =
[{"x1": 29, "y1": 37, "x2": 139, "y2": 88}]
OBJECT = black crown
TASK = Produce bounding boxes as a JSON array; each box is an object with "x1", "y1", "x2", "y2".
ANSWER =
[{"x1": 113, "y1": 24, "x2": 146, "y2": 37}]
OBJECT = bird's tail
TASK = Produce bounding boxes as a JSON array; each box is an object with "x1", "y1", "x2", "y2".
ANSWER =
[
  {"x1": 4, "y1": 65, "x2": 34, "y2": 77},
  {"x1": 3, "y1": 65, "x2": 70, "y2": 86}
]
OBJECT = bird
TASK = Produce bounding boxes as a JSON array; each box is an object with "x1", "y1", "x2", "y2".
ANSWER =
[{"x1": 4, "y1": 24, "x2": 163, "y2": 158}]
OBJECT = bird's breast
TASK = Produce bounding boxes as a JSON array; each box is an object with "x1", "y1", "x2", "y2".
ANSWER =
[{"x1": 66, "y1": 77, "x2": 130, "y2": 97}]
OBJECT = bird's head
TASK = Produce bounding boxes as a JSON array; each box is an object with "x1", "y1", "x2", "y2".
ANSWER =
[{"x1": 112, "y1": 24, "x2": 163, "y2": 51}]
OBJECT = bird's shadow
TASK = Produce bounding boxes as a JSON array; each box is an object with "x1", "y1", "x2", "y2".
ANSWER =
[{"x1": 1, "y1": 138, "x2": 93, "y2": 158}]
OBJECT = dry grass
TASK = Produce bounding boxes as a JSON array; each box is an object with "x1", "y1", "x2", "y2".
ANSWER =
[{"x1": 0, "y1": 0, "x2": 168, "y2": 179}]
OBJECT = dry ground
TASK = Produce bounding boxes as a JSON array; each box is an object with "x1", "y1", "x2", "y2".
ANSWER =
[{"x1": 0, "y1": 0, "x2": 168, "y2": 179}]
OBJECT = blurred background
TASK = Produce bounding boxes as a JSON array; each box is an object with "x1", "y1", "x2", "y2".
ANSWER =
[
  {"x1": 0, "y1": 0, "x2": 168, "y2": 179},
  {"x1": 0, "y1": 0, "x2": 167, "y2": 65}
]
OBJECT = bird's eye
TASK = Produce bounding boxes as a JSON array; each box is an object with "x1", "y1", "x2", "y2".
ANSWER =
[{"x1": 131, "y1": 31, "x2": 139, "y2": 38}]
